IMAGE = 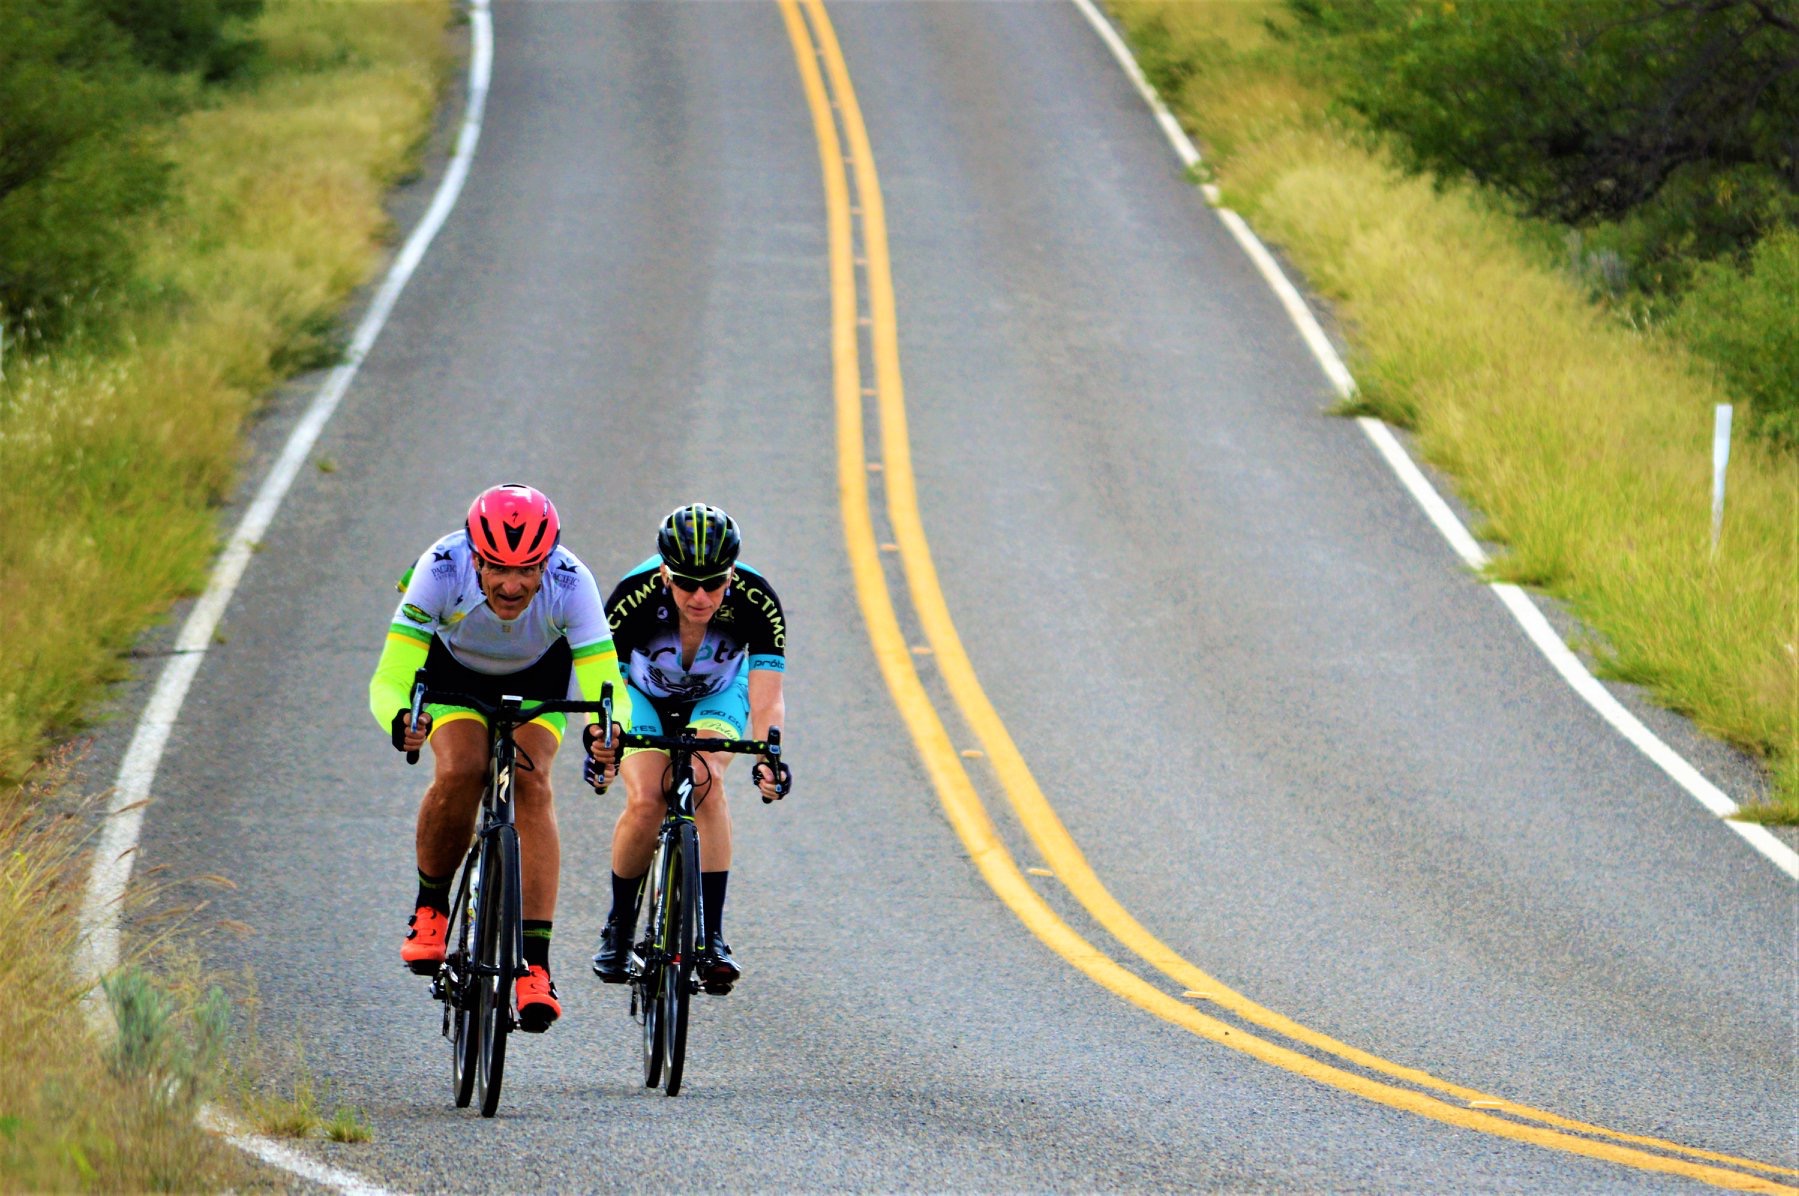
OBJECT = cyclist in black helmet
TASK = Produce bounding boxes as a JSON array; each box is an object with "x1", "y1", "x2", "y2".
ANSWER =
[{"x1": 591, "y1": 503, "x2": 789, "y2": 994}]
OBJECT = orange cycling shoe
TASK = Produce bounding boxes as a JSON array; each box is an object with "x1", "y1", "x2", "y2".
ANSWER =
[
  {"x1": 401, "y1": 906, "x2": 449, "y2": 974},
  {"x1": 516, "y1": 965, "x2": 561, "y2": 1032}
]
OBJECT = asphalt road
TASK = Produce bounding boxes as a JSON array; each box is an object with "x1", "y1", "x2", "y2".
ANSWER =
[{"x1": 102, "y1": 1, "x2": 1795, "y2": 1190}]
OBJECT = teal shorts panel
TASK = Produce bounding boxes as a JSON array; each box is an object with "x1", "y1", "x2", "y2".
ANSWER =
[{"x1": 624, "y1": 673, "x2": 750, "y2": 754}]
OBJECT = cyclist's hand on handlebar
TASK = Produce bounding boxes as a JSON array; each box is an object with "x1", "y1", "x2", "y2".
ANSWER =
[
  {"x1": 582, "y1": 720, "x2": 625, "y2": 793},
  {"x1": 752, "y1": 758, "x2": 792, "y2": 803},
  {"x1": 391, "y1": 708, "x2": 431, "y2": 754}
]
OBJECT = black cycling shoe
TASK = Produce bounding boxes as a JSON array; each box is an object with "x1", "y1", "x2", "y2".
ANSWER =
[
  {"x1": 591, "y1": 917, "x2": 630, "y2": 983},
  {"x1": 699, "y1": 934, "x2": 740, "y2": 995}
]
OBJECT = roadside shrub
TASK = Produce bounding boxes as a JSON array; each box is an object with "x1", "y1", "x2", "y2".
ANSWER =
[
  {"x1": 0, "y1": 0, "x2": 174, "y2": 341},
  {"x1": 105, "y1": 968, "x2": 232, "y2": 1110},
  {"x1": 99, "y1": 0, "x2": 266, "y2": 82},
  {"x1": 1284, "y1": 0, "x2": 1799, "y2": 282},
  {"x1": 0, "y1": 0, "x2": 265, "y2": 343},
  {"x1": 1676, "y1": 229, "x2": 1799, "y2": 450}
]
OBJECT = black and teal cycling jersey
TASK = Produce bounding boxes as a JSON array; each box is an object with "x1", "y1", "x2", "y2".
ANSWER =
[{"x1": 605, "y1": 556, "x2": 786, "y2": 704}]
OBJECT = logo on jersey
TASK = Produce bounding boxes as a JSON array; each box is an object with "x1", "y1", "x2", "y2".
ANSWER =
[
  {"x1": 737, "y1": 581, "x2": 786, "y2": 651},
  {"x1": 549, "y1": 561, "x2": 580, "y2": 590},
  {"x1": 401, "y1": 603, "x2": 431, "y2": 624}
]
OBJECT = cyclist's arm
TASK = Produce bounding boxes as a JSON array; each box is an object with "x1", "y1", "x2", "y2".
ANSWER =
[
  {"x1": 571, "y1": 638, "x2": 631, "y2": 728},
  {"x1": 748, "y1": 664, "x2": 784, "y2": 742},
  {"x1": 561, "y1": 557, "x2": 632, "y2": 728},
  {"x1": 736, "y1": 564, "x2": 787, "y2": 743},
  {"x1": 369, "y1": 623, "x2": 429, "y2": 730},
  {"x1": 369, "y1": 544, "x2": 448, "y2": 730}
]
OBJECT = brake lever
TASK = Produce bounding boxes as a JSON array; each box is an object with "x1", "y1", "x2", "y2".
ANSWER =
[
  {"x1": 405, "y1": 671, "x2": 427, "y2": 765},
  {"x1": 757, "y1": 726, "x2": 790, "y2": 803},
  {"x1": 583, "y1": 683, "x2": 614, "y2": 793}
]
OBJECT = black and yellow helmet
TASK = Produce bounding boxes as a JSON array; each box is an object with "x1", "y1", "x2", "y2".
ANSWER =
[{"x1": 657, "y1": 503, "x2": 741, "y2": 574}]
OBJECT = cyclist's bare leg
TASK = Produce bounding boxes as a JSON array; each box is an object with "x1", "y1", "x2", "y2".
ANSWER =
[
  {"x1": 690, "y1": 737, "x2": 735, "y2": 873},
  {"x1": 611, "y1": 750, "x2": 666, "y2": 877},
  {"x1": 512, "y1": 721, "x2": 561, "y2": 921},
  {"x1": 415, "y1": 718, "x2": 488, "y2": 878}
]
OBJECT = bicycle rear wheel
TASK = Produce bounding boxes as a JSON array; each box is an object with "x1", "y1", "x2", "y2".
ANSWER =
[
  {"x1": 447, "y1": 854, "x2": 479, "y2": 1109},
  {"x1": 474, "y1": 825, "x2": 521, "y2": 1118},
  {"x1": 660, "y1": 822, "x2": 699, "y2": 1097},
  {"x1": 639, "y1": 841, "x2": 668, "y2": 1089}
]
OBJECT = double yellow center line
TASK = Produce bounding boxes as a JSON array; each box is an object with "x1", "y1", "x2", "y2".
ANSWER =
[{"x1": 777, "y1": 2, "x2": 1794, "y2": 1189}]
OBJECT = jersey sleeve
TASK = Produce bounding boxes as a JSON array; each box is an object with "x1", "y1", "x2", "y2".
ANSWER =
[
  {"x1": 734, "y1": 569, "x2": 787, "y2": 673},
  {"x1": 558, "y1": 558, "x2": 632, "y2": 728},
  {"x1": 368, "y1": 547, "x2": 449, "y2": 729}
]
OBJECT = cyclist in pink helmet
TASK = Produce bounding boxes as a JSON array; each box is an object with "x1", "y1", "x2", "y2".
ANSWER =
[{"x1": 370, "y1": 483, "x2": 630, "y2": 1032}]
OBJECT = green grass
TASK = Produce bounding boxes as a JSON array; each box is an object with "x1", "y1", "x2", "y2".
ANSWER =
[
  {"x1": 0, "y1": 0, "x2": 445, "y2": 1184},
  {"x1": 0, "y1": 0, "x2": 449, "y2": 791},
  {"x1": 1111, "y1": 1, "x2": 1798, "y2": 821}
]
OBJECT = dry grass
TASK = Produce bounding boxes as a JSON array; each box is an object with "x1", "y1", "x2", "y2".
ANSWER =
[
  {"x1": 0, "y1": 760, "x2": 255, "y2": 1189},
  {"x1": 1112, "y1": 0, "x2": 1799, "y2": 818}
]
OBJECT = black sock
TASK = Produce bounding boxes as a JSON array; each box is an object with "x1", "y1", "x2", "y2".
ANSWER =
[
  {"x1": 610, "y1": 871, "x2": 643, "y2": 940},
  {"x1": 416, "y1": 868, "x2": 455, "y2": 916},
  {"x1": 523, "y1": 920, "x2": 552, "y2": 970},
  {"x1": 702, "y1": 871, "x2": 729, "y2": 941}
]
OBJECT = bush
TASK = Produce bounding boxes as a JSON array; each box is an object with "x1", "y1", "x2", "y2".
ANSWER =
[
  {"x1": 99, "y1": 0, "x2": 266, "y2": 82},
  {"x1": 1676, "y1": 229, "x2": 1799, "y2": 450},
  {"x1": 0, "y1": 0, "x2": 264, "y2": 343},
  {"x1": 0, "y1": 0, "x2": 173, "y2": 340},
  {"x1": 1285, "y1": 0, "x2": 1799, "y2": 280}
]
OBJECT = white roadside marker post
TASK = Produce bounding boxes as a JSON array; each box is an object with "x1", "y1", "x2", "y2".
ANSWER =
[{"x1": 1711, "y1": 404, "x2": 1733, "y2": 561}]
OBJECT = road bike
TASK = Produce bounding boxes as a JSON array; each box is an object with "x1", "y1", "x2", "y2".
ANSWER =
[
  {"x1": 583, "y1": 683, "x2": 787, "y2": 1096},
  {"x1": 403, "y1": 670, "x2": 611, "y2": 1117}
]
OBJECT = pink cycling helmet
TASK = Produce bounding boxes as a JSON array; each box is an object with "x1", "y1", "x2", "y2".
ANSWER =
[{"x1": 465, "y1": 483, "x2": 560, "y2": 567}]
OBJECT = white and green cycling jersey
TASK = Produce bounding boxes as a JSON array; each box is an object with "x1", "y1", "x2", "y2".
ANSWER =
[{"x1": 368, "y1": 530, "x2": 630, "y2": 736}]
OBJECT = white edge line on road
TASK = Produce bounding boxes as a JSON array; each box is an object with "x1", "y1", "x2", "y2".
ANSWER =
[
  {"x1": 71, "y1": 0, "x2": 493, "y2": 1190},
  {"x1": 198, "y1": 1108, "x2": 410, "y2": 1196},
  {"x1": 1069, "y1": 0, "x2": 1798, "y2": 882}
]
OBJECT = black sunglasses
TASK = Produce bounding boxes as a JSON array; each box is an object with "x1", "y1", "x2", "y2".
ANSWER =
[{"x1": 668, "y1": 570, "x2": 729, "y2": 593}]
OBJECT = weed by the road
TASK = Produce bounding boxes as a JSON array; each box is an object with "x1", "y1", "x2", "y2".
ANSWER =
[
  {"x1": 1110, "y1": 0, "x2": 1798, "y2": 820},
  {"x1": 227, "y1": 1012, "x2": 377, "y2": 1144},
  {"x1": 0, "y1": 774, "x2": 251, "y2": 1189},
  {"x1": 327, "y1": 1105, "x2": 375, "y2": 1144}
]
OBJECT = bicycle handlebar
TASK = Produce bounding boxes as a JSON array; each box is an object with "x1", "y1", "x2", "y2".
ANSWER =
[
  {"x1": 611, "y1": 730, "x2": 775, "y2": 755},
  {"x1": 579, "y1": 684, "x2": 789, "y2": 802},
  {"x1": 401, "y1": 667, "x2": 614, "y2": 766},
  {"x1": 401, "y1": 674, "x2": 790, "y2": 802}
]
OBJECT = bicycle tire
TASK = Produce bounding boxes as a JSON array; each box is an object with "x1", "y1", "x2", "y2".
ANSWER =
[
  {"x1": 661, "y1": 822, "x2": 699, "y2": 1097},
  {"x1": 448, "y1": 852, "x2": 480, "y2": 1108},
  {"x1": 639, "y1": 839, "x2": 668, "y2": 1089},
  {"x1": 475, "y1": 825, "x2": 521, "y2": 1118}
]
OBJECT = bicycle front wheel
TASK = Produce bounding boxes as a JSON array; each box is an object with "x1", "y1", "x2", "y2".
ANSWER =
[
  {"x1": 448, "y1": 854, "x2": 479, "y2": 1109},
  {"x1": 639, "y1": 843, "x2": 666, "y2": 1090},
  {"x1": 660, "y1": 821, "x2": 699, "y2": 1097},
  {"x1": 474, "y1": 824, "x2": 521, "y2": 1118}
]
